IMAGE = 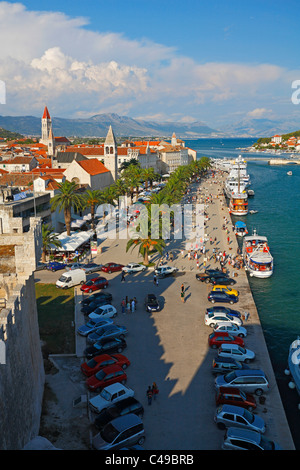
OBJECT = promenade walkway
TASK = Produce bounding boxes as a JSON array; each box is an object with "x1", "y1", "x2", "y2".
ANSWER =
[{"x1": 71, "y1": 171, "x2": 296, "y2": 450}]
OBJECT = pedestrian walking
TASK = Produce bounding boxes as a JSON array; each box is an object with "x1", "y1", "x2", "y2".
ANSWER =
[
  {"x1": 153, "y1": 274, "x2": 157, "y2": 285},
  {"x1": 131, "y1": 299, "x2": 135, "y2": 313},
  {"x1": 181, "y1": 290, "x2": 185, "y2": 303},
  {"x1": 152, "y1": 382, "x2": 159, "y2": 400},
  {"x1": 133, "y1": 296, "x2": 138, "y2": 309},
  {"x1": 121, "y1": 299, "x2": 126, "y2": 315},
  {"x1": 121, "y1": 271, "x2": 126, "y2": 282},
  {"x1": 126, "y1": 300, "x2": 130, "y2": 314},
  {"x1": 146, "y1": 386, "x2": 153, "y2": 405},
  {"x1": 181, "y1": 283, "x2": 184, "y2": 293},
  {"x1": 156, "y1": 277, "x2": 159, "y2": 287}
]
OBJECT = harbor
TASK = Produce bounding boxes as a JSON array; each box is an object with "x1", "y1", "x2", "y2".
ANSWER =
[{"x1": 36, "y1": 155, "x2": 296, "y2": 450}]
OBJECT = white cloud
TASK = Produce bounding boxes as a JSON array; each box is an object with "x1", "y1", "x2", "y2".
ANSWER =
[
  {"x1": 0, "y1": 2, "x2": 296, "y2": 123},
  {"x1": 246, "y1": 108, "x2": 272, "y2": 118}
]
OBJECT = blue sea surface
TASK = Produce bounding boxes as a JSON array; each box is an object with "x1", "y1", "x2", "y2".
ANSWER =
[{"x1": 187, "y1": 138, "x2": 300, "y2": 448}]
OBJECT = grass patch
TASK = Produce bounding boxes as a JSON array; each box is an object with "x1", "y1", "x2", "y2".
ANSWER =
[{"x1": 35, "y1": 283, "x2": 75, "y2": 355}]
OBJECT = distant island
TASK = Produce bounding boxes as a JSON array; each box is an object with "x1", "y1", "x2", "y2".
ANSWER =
[{"x1": 244, "y1": 130, "x2": 300, "y2": 154}]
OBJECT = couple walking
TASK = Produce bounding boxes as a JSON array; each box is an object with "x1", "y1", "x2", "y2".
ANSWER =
[{"x1": 146, "y1": 382, "x2": 159, "y2": 405}]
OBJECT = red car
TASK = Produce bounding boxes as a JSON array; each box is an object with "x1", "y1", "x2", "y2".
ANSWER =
[
  {"x1": 215, "y1": 387, "x2": 257, "y2": 411},
  {"x1": 208, "y1": 331, "x2": 244, "y2": 349},
  {"x1": 80, "y1": 353, "x2": 130, "y2": 377},
  {"x1": 86, "y1": 364, "x2": 127, "y2": 392},
  {"x1": 80, "y1": 277, "x2": 108, "y2": 293},
  {"x1": 101, "y1": 263, "x2": 124, "y2": 274}
]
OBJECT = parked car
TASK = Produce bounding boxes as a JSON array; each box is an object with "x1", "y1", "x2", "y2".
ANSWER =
[
  {"x1": 212, "y1": 356, "x2": 250, "y2": 375},
  {"x1": 65, "y1": 262, "x2": 84, "y2": 271},
  {"x1": 214, "y1": 323, "x2": 247, "y2": 338},
  {"x1": 206, "y1": 306, "x2": 242, "y2": 319},
  {"x1": 86, "y1": 364, "x2": 127, "y2": 392},
  {"x1": 81, "y1": 292, "x2": 113, "y2": 306},
  {"x1": 87, "y1": 325, "x2": 128, "y2": 345},
  {"x1": 214, "y1": 404, "x2": 266, "y2": 433},
  {"x1": 46, "y1": 261, "x2": 67, "y2": 271},
  {"x1": 210, "y1": 276, "x2": 237, "y2": 286},
  {"x1": 205, "y1": 311, "x2": 242, "y2": 328},
  {"x1": 77, "y1": 318, "x2": 114, "y2": 337},
  {"x1": 81, "y1": 353, "x2": 130, "y2": 377},
  {"x1": 208, "y1": 331, "x2": 244, "y2": 349},
  {"x1": 215, "y1": 387, "x2": 257, "y2": 411},
  {"x1": 101, "y1": 263, "x2": 124, "y2": 273},
  {"x1": 92, "y1": 414, "x2": 145, "y2": 450},
  {"x1": 35, "y1": 262, "x2": 47, "y2": 271},
  {"x1": 82, "y1": 263, "x2": 102, "y2": 274},
  {"x1": 84, "y1": 337, "x2": 127, "y2": 359},
  {"x1": 122, "y1": 263, "x2": 146, "y2": 274},
  {"x1": 222, "y1": 427, "x2": 281, "y2": 450},
  {"x1": 211, "y1": 285, "x2": 239, "y2": 297},
  {"x1": 80, "y1": 277, "x2": 108, "y2": 293},
  {"x1": 81, "y1": 299, "x2": 113, "y2": 315},
  {"x1": 89, "y1": 383, "x2": 134, "y2": 414},
  {"x1": 208, "y1": 291, "x2": 238, "y2": 304},
  {"x1": 217, "y1": 343, "x2": 255, "y2": 363},
  {"x1": 215, "y1": 370, "x2": 269, "y2": 396},
  {"x1": 94, "y1": 397, "x2": 144, "y2": 430},
  {"x1": 196, "y1": 270, "x2": 228, "y2": 283},
  {"x1": 88, "y1": 304, "x2": 117, "y2": 321},
  {"x1": 155, "y1": 266, "x2": 178, "y2": 278},
  {"x1": 144, "y1": 294, "x2": 160, "y2": 312}
]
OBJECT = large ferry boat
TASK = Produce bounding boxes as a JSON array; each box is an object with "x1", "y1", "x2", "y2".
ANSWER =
[{"x1": 242, "y1": 230, "x2": 273, "y2": 278}]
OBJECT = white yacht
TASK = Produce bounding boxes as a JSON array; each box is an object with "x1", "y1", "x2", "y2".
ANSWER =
[
  {"x1": 242, "y1": 230, "x2": 273, "y2": 278},
  {"x1": 224, "y1": 178, "x2": 248, "y2": 198}
]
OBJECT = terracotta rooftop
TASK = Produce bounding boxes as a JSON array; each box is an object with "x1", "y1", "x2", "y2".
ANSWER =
[{"x1": 77, "y1": 158, "x2": 110, "y2": 175}]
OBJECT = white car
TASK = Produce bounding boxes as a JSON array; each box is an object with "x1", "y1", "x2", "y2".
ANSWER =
[
  {"x1": 214, "y1": 322, "x2": 247, "y2": 338},
  {"x1": 122, "y1": 263, "x2": 146, "y2": 273},
  {"x1": 205, "y1": 311, "x2": 242, "y2": 328},
  {"x1": 88, "y1": 304, "x2": 117, "y2": 321},
  {"x1": 155, "y1": 266, "x2": 178, "y2": 277},
  {"x1": 218, "y1": 343, "x2": 255, "y2": 363},
  {"x1": 89, "y1": 383, "x2": 134, "y2": 414}
]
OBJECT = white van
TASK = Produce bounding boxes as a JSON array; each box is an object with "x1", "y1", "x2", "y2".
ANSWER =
[{"x1": 56, "y1": 269, "x2": 86, "y2": 289}]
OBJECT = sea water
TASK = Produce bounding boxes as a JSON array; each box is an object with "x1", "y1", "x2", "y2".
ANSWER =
[{"x1": 187, "y1": 138, "x2": 300, "y2": 448}]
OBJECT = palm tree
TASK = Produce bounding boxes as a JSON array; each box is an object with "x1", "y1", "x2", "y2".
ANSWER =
[
  {"x1": 126, "y1": 235, "x2": 166, "y2": 266},
  {"x1": 121, "y1": 164, "x2": 143, "y2": 202},
  {"x1": 82, "y1": 189, "x2": 104, "y2": 230},
  {"x1": 141, "y1": 167, "x2": 157, "y2": 190},
  {"x1": 119, "y1": 158, "x2": 140, "y2": 173},
  {"x1": 41, "y1": 223, "x2": 61, "y2": 263},
  {"x1": 50, "y1": 180, "x2": 84, "y2": 236}
]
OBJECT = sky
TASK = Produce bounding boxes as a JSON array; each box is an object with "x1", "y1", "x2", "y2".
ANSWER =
[{"x1": 0, "y1": 0, "x2": 300, "y2": 129}]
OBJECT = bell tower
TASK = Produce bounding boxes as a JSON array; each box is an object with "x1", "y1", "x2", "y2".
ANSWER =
[
  {"x1": 104, "y1": 125, "x2": 118, "y2": 181},
  {"x1": 40, "y1": 106, "x2": 52, "y2": 145}
]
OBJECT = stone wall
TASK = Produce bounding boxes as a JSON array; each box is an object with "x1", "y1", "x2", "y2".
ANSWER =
[{"x1": 0, "y1": 217, "x2": 45, "y2": 449}]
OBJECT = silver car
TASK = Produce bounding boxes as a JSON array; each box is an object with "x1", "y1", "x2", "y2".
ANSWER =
[
  {"x1": 222, "y1": 427, "x2": 282, "y2": 450},
  {"x1": 214, "y1": 404, "x2": 266, "y2": 433},
  {"x1": 92, "y1": 413, "x2": 145, "y2": 450}
]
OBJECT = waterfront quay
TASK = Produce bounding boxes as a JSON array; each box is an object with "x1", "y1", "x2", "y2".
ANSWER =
[{"x1": 39, "y1": 171, "x2": 296, "y2": 450}]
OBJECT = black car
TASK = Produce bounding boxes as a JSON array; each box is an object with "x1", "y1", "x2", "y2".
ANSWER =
[
  {"x1": 212, "y1": 356, "x2": 250, "y2": 375},
  {"x1": 196, "y1": 269, "x2": 228, "y2": 283},
  {"x1": 81, "y1": 292, "x2": 113, "y2": 306},
  {"x1": 94, "y1": 397, "x2": 144, "y2": 430},
  {"x1": 144, "y1": 294, "x2": 160, "y2": 312},
  {"x1": 81, "y1": 299, "x2": 112, "y2": 315},
  {"x1": 210, "y1": 276, "x2": 236, "y2": 286},
  {"x1": 207, "y1": 291, "x2": 238, "y2": 304},
  {"x1": 84, "y1": 337, "x2": 127, "y2": 359}
]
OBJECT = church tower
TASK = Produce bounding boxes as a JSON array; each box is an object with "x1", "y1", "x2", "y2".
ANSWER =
[
  {"x1": 104, "y1": 125, "x2": 118, "y2": 181},
  {"x1": 171, "y1": 132, "x2": 177, "y2": 147},
  {"x1": 40, "y1": 106, "x2": 52, "y2": 145}
]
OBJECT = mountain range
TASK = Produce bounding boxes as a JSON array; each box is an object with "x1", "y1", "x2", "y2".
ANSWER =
[{"x1": 0, "y1": 112, "x2": 299, "y2": 139}]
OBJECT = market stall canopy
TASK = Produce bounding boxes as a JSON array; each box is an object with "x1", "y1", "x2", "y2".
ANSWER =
[{"x1": 50, "y1": 230, "x2": 94, "y2": 252}]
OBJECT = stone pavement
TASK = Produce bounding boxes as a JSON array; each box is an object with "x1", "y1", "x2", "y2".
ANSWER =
[
  {"x1": 72, "y1": 172, "x2": 295, "y2": 450},
  {"x1": 36, "y1": 172, "x2": 295, "y2": 450}
]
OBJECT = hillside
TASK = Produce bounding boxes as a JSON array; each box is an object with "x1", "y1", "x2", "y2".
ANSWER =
[
  {"x1": 0, "y1": 127, "x2": 23, "y2": 140},
  {"x1": 0, "y1": 113, "x2": 220, "y2": 138}
]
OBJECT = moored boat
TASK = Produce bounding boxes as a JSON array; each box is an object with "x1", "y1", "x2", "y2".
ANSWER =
[
  {"x1": 242, "y1": 230, "x2": 273, "y2": 278},
  {"x1": 234, "y1": 221, "x2": 248, "y2": 237},
  {"x1": 286, "y1": 337, "x2": 300, "y2": 404},
  {"x1": 229, "y1": 191, "x2": 248, "y2": 216}
]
